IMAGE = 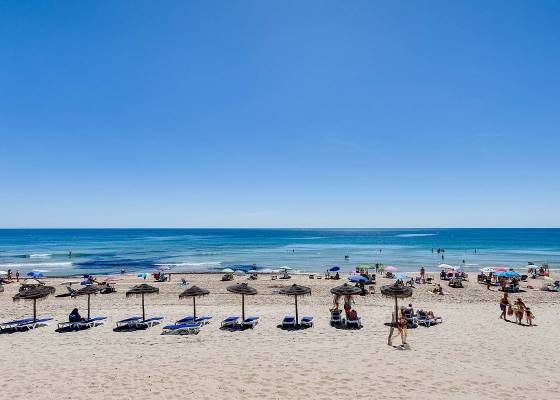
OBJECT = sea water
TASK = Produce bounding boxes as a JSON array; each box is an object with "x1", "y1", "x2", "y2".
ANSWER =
[{"x1": 0, "y1": 228, "x2": 558, "y2": 276}]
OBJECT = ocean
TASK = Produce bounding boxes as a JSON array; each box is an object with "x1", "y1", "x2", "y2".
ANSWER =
[{"x1": 0, "y1": 228, "x2": 558, "y2": 276}]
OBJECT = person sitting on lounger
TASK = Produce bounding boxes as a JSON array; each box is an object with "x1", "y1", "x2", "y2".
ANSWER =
[
  {"x1": 69, "y1": 308, "x2": 85, "y2": 323},
  {"x1": 348, "y1": 309, "x2": 358, "y2": 321}
]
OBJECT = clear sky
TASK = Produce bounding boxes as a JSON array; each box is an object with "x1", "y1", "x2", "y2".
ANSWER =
[{"x1": 1, "y1": 1, "x2": 559, "y2": 228}]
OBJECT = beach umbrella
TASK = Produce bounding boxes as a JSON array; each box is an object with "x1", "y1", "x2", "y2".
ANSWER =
[
  {"x1": 126, "y1": 284, "x2": 159, "y2": 321},
  {"x1": 74, "y1": 284, "x2": 102, "y2": 320},
  {"x1": 381, "y1": 282, "x2": 413, "y2": 345},
  {"x1": 493, "y1": 267, "x2": 509, "y2": 272},
  {"x1": 227, "y1": 283, "x2": 257, "y2": 321},
  {"x1": 494, "y1": 271, "x2": 520, "y2": 278},
  {"x1": 27, "y1": 271, "x2": 45, "y2": 278},
  {"x1": 330, "y1": 283, "x2": 362, "y2": 296},
  {"x1": 357, "y1": 264, "x2": 373, "y2": 270},
  {"x1": 480, "y1": 267, "x2": 494, "y2": 273},
  {"x1": 349, "y1": 275, "x2": 368, "y2": 283},
  {"x1": 222, "y1": 268, "x2": 234, "y2": 273},
  {"x1": 13, "y1": 285, "x2": 56, "y2": 322},
  {"x1": 234, "y1": 270, "x2": 246, "y2": 276},
  {"x1": 247, "y1": 269, "x2": 258, "y2": 274},
  {"x1": 394, "y1": 274, "x2": 409, "y2": 281},
  {"x1": 280, "y1": 266, "x2": 292, "y2": 271},
  {"x1": 385, "y1": 266, "x2": 398, "y2": 272},
  {"x1": 179, "y1": 285, "x2": 210, "y2": 320},
  {"x1": 278, "y1": 284, "x2": 311, "y2": 325},
  {"x1": 437, "y1": 264, "x2": 454, "y2": 270},
  {"x1": 328, "y1": 266, "x2": 341, "y2": 272},
  {"x1": 137, "y1": 273, "x2": 149, "y2": 280},
  {"x1": 0, "y1": 270, "x2": 8, "y2": 275}
]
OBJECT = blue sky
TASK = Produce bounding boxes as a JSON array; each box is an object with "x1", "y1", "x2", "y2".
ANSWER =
[{"x1": 1, "y1": 1, "x2": 559, "y2": 228}]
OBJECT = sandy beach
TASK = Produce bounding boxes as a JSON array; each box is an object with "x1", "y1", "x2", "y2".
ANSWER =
[{"x1": 1, "y1": 272, "x2": 559, "y2": 400}]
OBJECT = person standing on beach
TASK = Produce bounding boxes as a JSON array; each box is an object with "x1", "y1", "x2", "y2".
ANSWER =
[
  {"x1": 15, "y1": 270, "x2": 19, "y2": 282},
  {"x1": 420, "y1": 266, "x2": 425, "y2": 281},
  {"x1": 499, "y1": 293, "x2": 510, "y2": 321}
]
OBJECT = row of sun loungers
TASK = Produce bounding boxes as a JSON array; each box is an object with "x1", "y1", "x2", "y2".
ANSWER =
[{"x1": 2, "y1": 312, "x2": 442, "y2": 334}]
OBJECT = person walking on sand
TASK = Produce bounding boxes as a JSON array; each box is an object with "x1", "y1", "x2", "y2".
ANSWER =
[
  {"x1": 499, "y1": 293, "x2": 510, "y2": 321},
  {"x1": 420, "y1": 266, "x2": 425, "y2": 281},
  {"x1": 389, "y1": 309, "x2": 408, "y2": 346},
  {"x1": 16, "y1": 270, "x2": 20, "y2": 282},
  {"x1": 513, "y1": 298, "x2": 526, "y2": 325}
]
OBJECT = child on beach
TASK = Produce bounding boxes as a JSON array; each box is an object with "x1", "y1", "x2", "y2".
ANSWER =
[
  {"x1": 499, "y1": 293, "x2": 510, "y2": 321},
  {"x1": 525, "y1": 307, "x2": 535, "y2": 326}
]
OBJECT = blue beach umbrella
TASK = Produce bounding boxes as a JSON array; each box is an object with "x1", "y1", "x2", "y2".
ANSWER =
[
  {"x1": 349, "y1": 275, "x2": 368, "y2": 283},
  {"x1": 27, "y1": 271, "x2": 44, "y2": 278},
  {"x1": 80, "y1": 280, "x2": 91, "y2": 286},
  {"x1": 329, "y1": 266, "x2": 341, "y2": 272},
  {"x1": 494, "y1": 271, "x2": 520, "y2": 278}
]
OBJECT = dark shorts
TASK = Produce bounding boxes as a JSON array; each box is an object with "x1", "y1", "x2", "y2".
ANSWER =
[{"x1": 500, "y1": 304, "x2": 506, "y2": 311}]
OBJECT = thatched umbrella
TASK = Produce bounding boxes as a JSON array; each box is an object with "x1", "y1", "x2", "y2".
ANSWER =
[
  {"x1": 74, "y1": 284, "x2": 102, "y2": 320},
  {"x1": 179, "y1": 285, "x2": 210, "y2": 320},
  {"x1": 126, "y1": 284, "x2": 159, "y2": 321},
  {"x1": 279, "y1": 284, "x2": 311, "y2": 325},
  {"x1": 381, "y1": 282, "x2": 413, "y2": 344},
  {"x1": 330, "y1": 283, "x2": 362, "y2": 296},
  {"x1": 227, "y1": 283, "x2": 257, "y2": 321},
  {"x1": 13, "y1": 285, "x2": 56, "y2": 322}
]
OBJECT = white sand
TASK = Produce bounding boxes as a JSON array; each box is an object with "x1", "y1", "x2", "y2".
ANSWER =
[{"x1": 1, "y1": 273, "x2": 559, "y2": 399}]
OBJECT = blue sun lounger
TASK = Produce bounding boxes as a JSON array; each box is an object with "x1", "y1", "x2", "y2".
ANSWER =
[
  {"x1": 13, "y1": 318, "x2": 53, "y2": 331},
  {"x1": 0, "y1": 317, "x2": 34, "y2": 332},
  {"x1": 133, "y1": 317, "x2": 163, "y2": 328},
  {"x1": 242, "y1": 316, "x2": 259, "y2": 329},
  {"x1": 162, "y1": 323, "x2": 201, "y2": 335},
  {"x1": 116, "y1": 316, "x2": 142, "y2": 328},
  {"x1": 301, "y1": 316, "x2": 314, "y2": 327},
  {"x1": 176, "y1": 315, "x2": 212, "y2": 326},
  {"x1": 221, "y1": 316, "x2": 239, "y2": 327},
  {"x1": 58, "y1": 317, "x2": 107, "y2": 330},
  {"x1": 282, "y1": 316, "x2": 296, "y2": 328}
]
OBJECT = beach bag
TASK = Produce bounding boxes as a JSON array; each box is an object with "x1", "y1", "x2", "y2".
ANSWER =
[{"x1": 507, "y1": 305, "x2": 513, "y2": 316}]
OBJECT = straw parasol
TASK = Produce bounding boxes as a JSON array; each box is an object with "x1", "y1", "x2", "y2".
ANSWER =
[
  {"x1": 278, "y1": 284, "x2": 311, "y2": 325},
  {"x1": 330, "y1": 283, "x2": 361, "y2": 296},
  {"x1": 381, "y1": 282, "x2": 412, "y2": 344},
  {"x1": 126, "y1": 284, "x2": 159, "y2": 321},
  {"x1": 227, "y1": 283, "x2": 257, "y2": 321},
  {"x1": 74, "y1": 284, "x2": 102, "y2": 320},
  {"x1": 13, "y1": 285, "x2": 56, "y2": 322},
  {"x1": 179, "y1": 285, "x2": 210, "y2": 319}
]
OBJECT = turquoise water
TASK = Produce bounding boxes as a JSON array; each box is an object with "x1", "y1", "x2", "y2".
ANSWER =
[{"x1": 0, "y1": 229, "x2": 558, "y2": 276}]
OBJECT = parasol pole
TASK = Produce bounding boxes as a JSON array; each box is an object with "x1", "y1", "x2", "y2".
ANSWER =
[
  {"x1": 142, "y1": 292, "x2": 145, "y2": 321},
  {"x1": 193, "y1": 296, "x2": 197, "y2": 320},
  {"x1": 295, "y1": 295, "x2": 299, "y2": 325},
  {"x1": 33, "y1": 298, "x2": 37, "y2": 322},
  {"x1": 242, "y1": 293, "x2": 245, "y2": 321},
  {"x1": 87, "y1": 294, "x2": 91, "y2": 320}
]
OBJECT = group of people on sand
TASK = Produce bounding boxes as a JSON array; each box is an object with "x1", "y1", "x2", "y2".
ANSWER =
[
  {"x1": 0, "y1": 269, "x2": 21, "y2": 283},
  {"x1": 332, "y1": 294, "x2": 359, "y2": 322},
  {"x1": 499, "y1": 293, "x2": 534, "y2": 326}
]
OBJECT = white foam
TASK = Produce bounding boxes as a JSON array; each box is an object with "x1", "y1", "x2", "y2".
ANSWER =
[
  {"x1": 395, "y1": 233, "x2": 437, "y2": 238},
  {"x1": 29, "y1": 253, "x2": 52, "y2": 258},
  {"x1": 154, "y1": 262, "x2": 222, "y2": 267},
  {"x1": 0, "y1": 262, "x2": 72, "y2": 269}
]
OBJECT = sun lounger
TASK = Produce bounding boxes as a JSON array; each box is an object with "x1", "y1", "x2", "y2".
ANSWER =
[
  {"x1": 221, "y1": 316, "x2": 239, "y2": 327},
  {"x1": 345, "y1": 317, "x2": 362, "y2": 328},
  {"x1": 116, "y1": 316, "x2": 142, "y2": 328},
  {"x1": 58, "y1": 317, "x2": 107, "y2": 331},
  {"x1": 282, "y1": 316, "x2": 296, "y2": 328},
  {"x1": 416, "y1": 311, "x2": 443, "y2": 327},
  {"x1": 242, "y1": 316, "x2": 259, "y2": 328},
  {"x1": 301, "y1": 316, "x2": 314, "y2": 327},
  {"x1": 162, "y1": 322, "x2": 201, "y2": 335},
  {"x1": 176, "y1": 315, "x2": 212, "y2": 326},
  {"x1": 0, "y1": 317, "x2": 34, "y2": 331},
  {"x1": 134, "y1": 317, "x2": 163, "y2": 328},
  {"x1": 330, "y1": 310, "x2": 342, "y2": 326},
  {"x1": 12, "y1": 317, "x2": 53, "y2": 331}
]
